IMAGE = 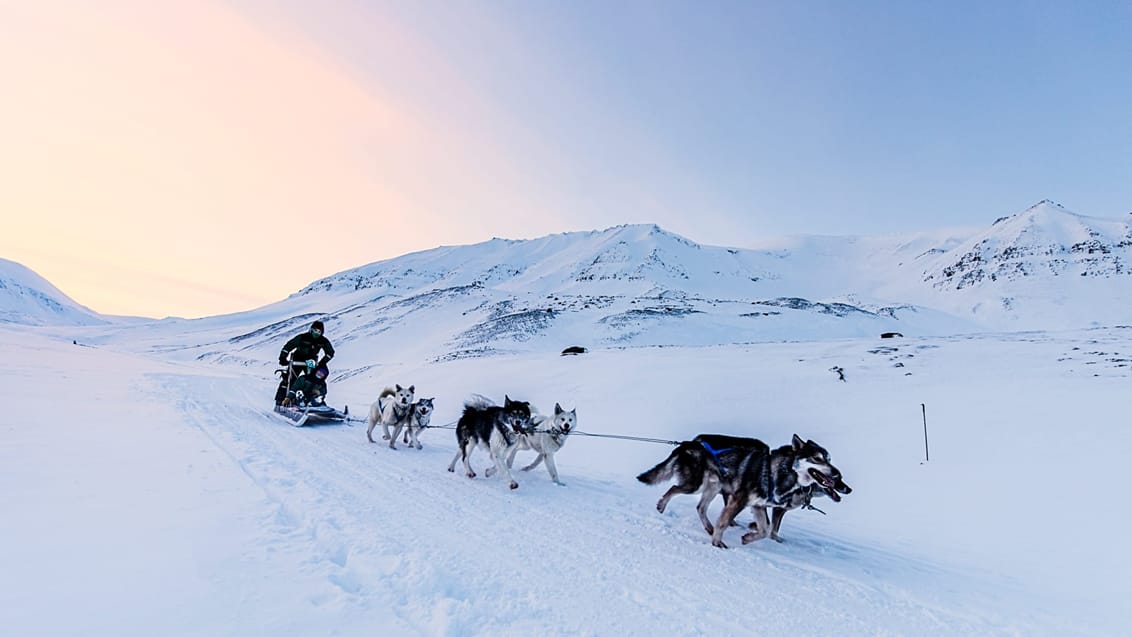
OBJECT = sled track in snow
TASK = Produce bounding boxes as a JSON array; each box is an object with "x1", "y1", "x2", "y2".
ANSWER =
[{"x1": 155, "y1": 372, "x2": 1071, "y2": 636}]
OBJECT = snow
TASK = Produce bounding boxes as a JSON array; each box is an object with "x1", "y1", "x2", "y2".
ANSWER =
[
  {"x1": 4, "y1": 209, "x2": 1131, "y2": 634},
  {"x1": 2, "y1": 321, "x2": 1126, "y2": 636}
]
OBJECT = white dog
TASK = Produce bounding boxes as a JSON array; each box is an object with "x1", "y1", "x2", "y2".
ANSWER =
[
  {"x1": 506, "y1": 403, "x2": 576, "y2": 486},
  {"x1": 366, "y1": 384, "x2": 415, "y2": 446}
]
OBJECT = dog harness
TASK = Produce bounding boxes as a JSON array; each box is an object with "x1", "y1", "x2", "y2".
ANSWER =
[
  {"x1": 699, "y1": 441, "x2": 733, "y2": 477},
  {"x1": 378, "y1": 397, "x2": 411, "y2": 422},
  {"x1": 547, "y1": 426, "x2": 568, "y2": 445}
]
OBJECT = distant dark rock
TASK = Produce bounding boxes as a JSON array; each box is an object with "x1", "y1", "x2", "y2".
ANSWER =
[
  {"x1": 561, "y1": 346, "x2": 587, "y2": 356},
  {"x1": 881, "y1": 332, "x2": 904, "y2": 339},
  {"x1": 756, "y1": 298, "x2": 875, "y2": 318}
]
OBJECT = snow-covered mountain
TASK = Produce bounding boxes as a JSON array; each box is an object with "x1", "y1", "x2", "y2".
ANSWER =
[
  {"x1": 239, "y1": 202, "x2": 1127, "y2": 362},
  {"x1": 0, "y1": 258, "x2": 107, "y2": 326},
  {"x1": 11, "y1": 201, "x2": 1132, "y2": 362},
  {"x1": 926, "y1": 200, "x2": 1132, "y2": 287},
  {"x1": 272, "y1": 224, "x2": 966, "y2": 362},
  {"x1": 893, "y1": 200, "x2": 1132, "y2": 328},
  {"x1": 152, "y1": 224, "x2": 974, "y2": 369}
]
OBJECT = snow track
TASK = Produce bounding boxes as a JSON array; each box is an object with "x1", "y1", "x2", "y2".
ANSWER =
[{"x1": 155, "y1": 371, "x2": 1064, "y2": 636}]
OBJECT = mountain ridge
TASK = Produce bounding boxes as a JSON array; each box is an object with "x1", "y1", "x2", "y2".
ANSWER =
[{"x1": 6, "y1": 204, "x2": 1131, "y2": 361}]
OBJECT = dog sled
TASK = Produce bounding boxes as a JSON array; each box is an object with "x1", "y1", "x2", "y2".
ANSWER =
[
  {"x1": 273, "y1": 402, "x2": 350, "y2": 427},
  {"x1": 272, "y1": 355, "x2": 351, "y2": 426}
]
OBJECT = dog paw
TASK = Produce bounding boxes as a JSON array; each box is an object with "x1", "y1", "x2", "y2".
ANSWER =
[
  {"x1": 712, "y1": 540, "x2": 729, "y2": 549},
  {"x1": 466, "y1": 472, "x2": 476, "y2": 479},
  {"x1": 771, "y1": 535, "x2": 784, "y2": 543},
  {"x1": 554, "y1": 481, "x2": 566, "y2": 486},
  {"x1": 741, "y1": 532, "x2": 766, "y2": 545},
  {"x1": 381, "y1": 434, "x2": 390, "y2": 440},
  {"x1": 414, "y1": 444, "x2": 422, "y2": 450}
]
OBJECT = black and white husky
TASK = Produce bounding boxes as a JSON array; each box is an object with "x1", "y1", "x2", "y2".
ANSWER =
[
  {"x1": 761, "y1": 468, "x2": 852, "y2": 542},
  {"x1": 395, "y1": 397, "x2": 434, "y2": 450},
  {"x1": 447, "y1": 395, "x2": 533, "y2": 490},
  {"x1": 637, "y1": 433, "x2": 845, "y2": 548},
  {"x1": 505, "y1": 403, "x2": 576, "y2": 486},
  {"x1": 366, "y1": 384, "x2": 415, "y2": 446}
]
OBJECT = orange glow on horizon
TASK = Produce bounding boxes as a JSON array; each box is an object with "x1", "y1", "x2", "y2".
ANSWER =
[{"x1": 0, "y1": 1, "x2": 564, "y2": 317}]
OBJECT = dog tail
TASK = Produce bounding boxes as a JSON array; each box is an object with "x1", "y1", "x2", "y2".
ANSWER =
[
  {"x1": 464, "y1": 393, "x2": 495, "y2": 410},
  {"x1": 379, "y1": 387, "x2": 396, "y2": 400},
  {"x1": 636, "y1": 448, "x2": 683, "y2": 484}
]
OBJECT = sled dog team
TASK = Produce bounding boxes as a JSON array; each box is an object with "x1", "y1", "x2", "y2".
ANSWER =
[
  {"x1": 365, "y1": 385, "x2": 850, "y2": 548},
  {"x1": 366, "y1": 387, "x2": 576, "y2": 488}
]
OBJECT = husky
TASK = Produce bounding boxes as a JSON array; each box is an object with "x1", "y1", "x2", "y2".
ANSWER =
[
  {"x1": 505, "y1": 403, "x2": 576, "y2": 486},
  {"x1": 637, "y1": 434, "x2": 760, "y2": 524},
  {"x1": 637, "y1": 433, "x2": 843, "y2": 548},
  {"x1": 447, "y1": 395, "x2": 533, "y2": 490},
  {"x1": 759, "y1": 469, "x2": 852, "y2": 542},
  {"x1": 366, "y1": 384, "x2": 415, "y2": 445},
  {"x1": 394, "y1": 397, "x2": 434, "y2": 450},
  {"x1": 706, "y1": 434, "x2": 843, "y2": 548}
]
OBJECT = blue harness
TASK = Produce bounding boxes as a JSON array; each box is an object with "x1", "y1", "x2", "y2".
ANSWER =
[{"x1": 699, "y1": 441, "x2": 732, "y2": 477}]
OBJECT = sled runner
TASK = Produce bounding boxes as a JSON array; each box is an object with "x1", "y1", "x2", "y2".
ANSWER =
[{"x1": 273, "y1": 403, "x2": 350, "y2": 427}]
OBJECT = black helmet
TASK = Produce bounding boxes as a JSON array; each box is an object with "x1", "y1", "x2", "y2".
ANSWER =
[{"x1": 311, "y1": 320, "x2": 325, "y2": 334}]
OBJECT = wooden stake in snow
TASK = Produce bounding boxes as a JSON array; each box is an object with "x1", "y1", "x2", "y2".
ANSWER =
[{"x1": 921, "y1": 403, "x2": 930, "y2": 462}]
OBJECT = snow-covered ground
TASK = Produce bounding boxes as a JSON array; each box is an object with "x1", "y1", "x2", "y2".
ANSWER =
[{"x1": 3, "y1": 323, "x2": 1126, "y2": 636}]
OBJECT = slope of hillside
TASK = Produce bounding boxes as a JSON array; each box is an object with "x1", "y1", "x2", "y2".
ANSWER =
[{"x1": 0, "y1": 258, "x2": 108, "y2": 326}]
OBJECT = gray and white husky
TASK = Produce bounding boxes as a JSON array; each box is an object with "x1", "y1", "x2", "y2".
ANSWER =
[
  {"x1": 395, "y1": 397, "x2": 434, "y2": 450},
  {"x1": 637, "y1": 433, "x2": 845, "y2": 548},
  {"x1": 505, "y1": 403, "x2": 576, "y2": 486},
  {"x1": 366, "y1": 384, "x2": 415, "y2": 446},
  {"x1": 447, "y1": 395, "x2": 532, "y2": 490}
]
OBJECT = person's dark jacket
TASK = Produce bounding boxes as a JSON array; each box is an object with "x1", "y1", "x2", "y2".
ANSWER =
[
  {"x1": 279, "y1": 331, "x2": 335, "y2": 367},
  {"x1": 289, "y1": 372, "x2": 327, "y2": 404}
]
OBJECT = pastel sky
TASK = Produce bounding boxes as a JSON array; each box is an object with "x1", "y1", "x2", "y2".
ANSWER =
[{"x1": 2, "y1": 1, "x2": 1130, "y2": 318}]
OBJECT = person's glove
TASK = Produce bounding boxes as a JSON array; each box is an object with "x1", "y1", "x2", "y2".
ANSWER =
[
  {"x1": 278, "y1": 355, "x2": 288, "y2": 366},
  {"x1": 305, "y1": 359, "x2": 316, "y2": 371}
]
